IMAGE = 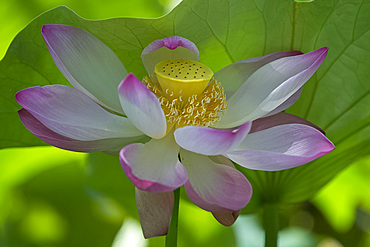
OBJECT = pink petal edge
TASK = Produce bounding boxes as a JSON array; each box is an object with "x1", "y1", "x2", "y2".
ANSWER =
[
  {"x1": 227, "y1": 124, "x2": 335, "y2": 171},
  {"x1": 118, "y1": 73, "x2": 167, "y2": 139},
  {"x1": 174, "y1": 121, "x2": 252, "y2": 156},
  {"x1": 142, "y1": 36, "x2": 199, "y2": 56},
  {"x1": 182, "y1": 152, "x2": 253, "y2": 212},
  {"x1": 18, "y1": 108, "x2": 146, "y2": 153},
  {"x1": 251, "y1": 112, "x2": 325, "y2": 134},
  {"x1": 119, "y1": 143, "x2": 188, "y2": 193}
]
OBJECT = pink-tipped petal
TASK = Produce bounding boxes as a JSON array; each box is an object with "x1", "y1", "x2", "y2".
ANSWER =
[
  {"x1": 42, "y1": 24, "x2": 127, "y2": 114},
  {"x1": 212, "y1": 210, "x2": 241, "y2": 227},
  {"x1": 120, "y1": 133, "x2": 187, "y2": 193},
  {"x1": 218, "y1": 47, "x2": 328, "y2": 128},
  {"x1": 174, "y1": 121, "x2": 252, "y2": 156},
  {"x1": 250, "y1": 112, "x2": 324, "y2": 134},
  {"x1": 15, "y1": 85, "x2": 142, "y2": 141},
  {"x1": 181, "y1": 151, "x2": 252, "y2": 212},
  {"x1": 141, "y1": 36, "x2": 200, "y2": 74},
  {"x1": 226, "y1": 124, "x2": 335, "y2": 171},
  {"x1": 18, "y1": 109, "x2": 147, "y2": 153},
  {"x1": 118, "y1": 73, "x2": 167, "y2": 139},
  {"x1": 135, "y1": 188, "x2": 174, "y2": 238},
  {"x1": 215, "y1": 51, "x2": 303, "y2": 97}
]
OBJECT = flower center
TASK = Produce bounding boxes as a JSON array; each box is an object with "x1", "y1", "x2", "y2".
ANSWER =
[{"x1": 144, "y1": 59, "x2": 227, "y2": 128}]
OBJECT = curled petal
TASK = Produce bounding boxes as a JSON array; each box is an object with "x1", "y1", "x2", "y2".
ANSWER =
[
  {"x1": 118, "y1": 73, "x2": 167, "y2": 139},
  {"x1": 250, "y1": 112, "x2": 324, "y2": 134},
  {"x1": 181, "y1": 151, "x2": 252, "y2": 212},
  {"x1": 120, "y1": 133, "x2": 188, "y2": 192},
  {"x1": 215, "y1": 51, "x2": 302, "y2": 97},
  {"x1": 218, "y1": 47, "x2": 328, "y2": 128},
  {"x1": 174, "y1": 121, "x2": 252, "y2": 156},
  {"x1": 135, "y1": 188, "x2": 174, "y2": 238},
  {"x1": 18, "y1": 109, "x2": 147, "y2": 153},
  {"x1": 226, "y1": 124, "x2": 335, "y2": 171},
  {"x1": 15, "y1": 85, "x2": 142, "y2": 141},
  {"x1": 212, "y1": 210, "x2": 240, "y2": 227},
  {"x1": 42, "y1": 24, "x2": 127, "y2": 114},
  {"x1": 141, "y1": 36, "x2": 200, "y2": 74}
]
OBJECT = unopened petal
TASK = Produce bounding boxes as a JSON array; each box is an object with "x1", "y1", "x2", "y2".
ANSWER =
[
  {"x1": 135, "y1": 188, "x2": 174, "y2": 238},
  {"x1": 42, "y1": 24, "x2": 127, "y2": 114},
  {"x1": 174, "y1": 121, "x2": 251, "y2": 155},
  {"x1": 218, "y1": 47, "x2": 328, "y2": 128},
  {"x1": 226, "y1": 124, "x2": 335, "y2": 171},
  {"x1": 120, "y1": 133, "x2": 188, "y2": 192},
  {"x1": 15, "y1": 85, "x2": 142, "y2": 141},
  {"x1": 181, "y1": 152, "x2": 252, "y2": 212},
  {"x1": 141, "y1": 36, "x2": 200, "y2": 74},
  {"x1": 118, "y1": 73, "x2": 167, "y2": 139}
]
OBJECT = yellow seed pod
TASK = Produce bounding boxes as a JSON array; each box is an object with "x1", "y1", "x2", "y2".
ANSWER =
[{"x1": 154, "y1": 59, "x2": 214, "y2": 100}]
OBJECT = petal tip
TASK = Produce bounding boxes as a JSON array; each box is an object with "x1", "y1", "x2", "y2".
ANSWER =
[
  {"x1": 14, "y1": 86, "x2": 41, "y2": 105},
  {"x1": 119, "y1": 144, "x2": 186, "y2": 193},
  {"x1": 41, "y1": 24, "x2": 53, "y2": 34},
  {"x1": 315, "y1": 46, "x2": 329, "y2": 58},
  {"x1": 14, "y1": 90, "x2": 22, "y2": 102},
  {"x1": 118, "y1": 73, "x2": 141, "y2": 93},
  {"x1": 212, "y1": 210, "x2": 241, "y2": 227},
  {"x1": 142, "y1": 36, "x2": 199, "y2": 56},
  {"x1": 41, "y1": 24, "x2": 67, "y2": 36},
  {"x1": 324, "y1": 136, "x2": 335, "y2": 153}
]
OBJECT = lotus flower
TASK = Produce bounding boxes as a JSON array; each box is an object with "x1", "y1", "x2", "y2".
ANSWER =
[{"x1": 15, "y1": 24, "x2": 334, "y2": 238}]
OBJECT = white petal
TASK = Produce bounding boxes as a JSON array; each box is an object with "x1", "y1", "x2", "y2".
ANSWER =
[
  {"x1": 18, "y1": 108, "x2": 148, "y2": 154},
  {"x1": 226, "y1": 124, "x2": 335, "y2": 171},
  {"x1": 174, "y1": 122, "x2": 251, "y2": 155},
  {"x1": 15, "y1": 85, "x2": 142, "y2": 141},
  {"x1": 181, "y1": 151, "x2": 252, "y2": 212},
  {"x1": 215, "y1": 51, "x2": 302, "y2": 98},
  {"x1": 120, "y1": 133, "x2": 188, "y2": 192},
  {"x1": 118, "y1": 73, "x2": 167, "y2": 139},
  {"x1": 262, "y1": 87, "x2": 302, "y2": 117},
  {"x1": 217, "y1": 47, "x2": 328, "y2": 128},
  {"x1": 42, "y1": 24, "x2": 127, "y2": 114}
]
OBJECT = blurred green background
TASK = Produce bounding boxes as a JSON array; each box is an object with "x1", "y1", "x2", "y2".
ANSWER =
[{"x1": 0, "y1": 0, "x2": 369, "y2": 246}]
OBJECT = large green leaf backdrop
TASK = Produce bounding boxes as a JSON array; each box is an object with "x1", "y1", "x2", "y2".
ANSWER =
[{"x1": 0, "y1": 0, "x2": 369, "y2": 246}]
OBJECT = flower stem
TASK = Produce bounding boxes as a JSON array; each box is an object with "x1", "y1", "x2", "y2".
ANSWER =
[
  {"x1": 263, "y1": 204, "x2": 279, "y2": 247},
  {"x1": 165, "y1": 188, "x2": 180, "y2": 247}
]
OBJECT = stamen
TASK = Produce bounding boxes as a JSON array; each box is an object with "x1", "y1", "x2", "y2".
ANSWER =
[{"x1": 143, "y1": 75, "x2": 227, "y2": 128}]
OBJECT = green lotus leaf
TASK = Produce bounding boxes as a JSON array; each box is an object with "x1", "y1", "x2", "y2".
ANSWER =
[{"x1": 1, "y1": 0, "x2": 369, "y2": 212}]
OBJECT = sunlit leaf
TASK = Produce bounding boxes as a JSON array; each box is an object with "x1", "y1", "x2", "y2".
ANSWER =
[
  {"x1": 84, "y1": 152, "x2": 138, "y2": 217},
  {"x1": 0, "y1": 147, "x2": 124, "y2": 246},
  {"x1": 0, "y1": 0, "x2": 173, "y2": 59},
  {"x1": 312, "y1": 155, "x2": 370, "y2": 232}
]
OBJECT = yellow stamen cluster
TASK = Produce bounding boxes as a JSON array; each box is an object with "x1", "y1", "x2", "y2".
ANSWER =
[{"x1": 143, "y1": 75, "x2": 227, "y2": 128}]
